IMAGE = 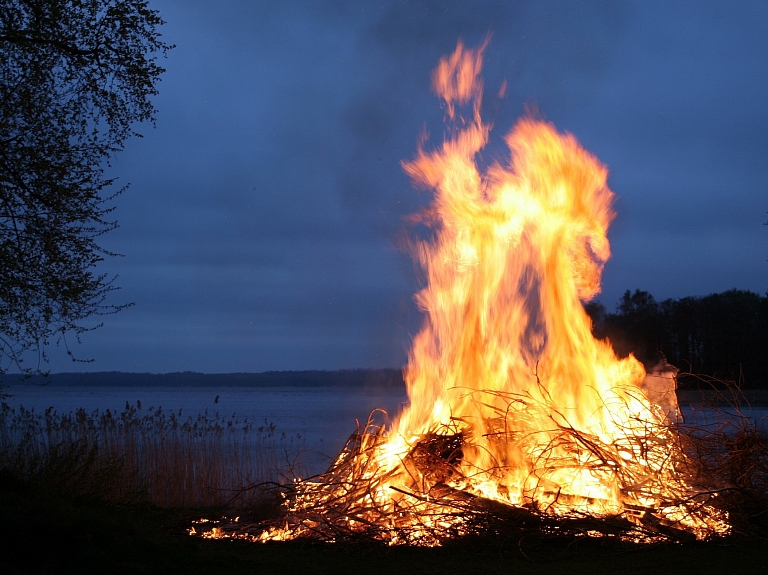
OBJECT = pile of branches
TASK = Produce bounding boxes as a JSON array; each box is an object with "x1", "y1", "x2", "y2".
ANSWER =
[
  {"x1": 201, "y1": 430, "x2": 695, "y2": 546},
  {"x1": 192, "y1": 394, "x2": 768, "y2": 546}
]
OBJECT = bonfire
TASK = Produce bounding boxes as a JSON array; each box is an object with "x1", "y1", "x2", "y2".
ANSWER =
[{"x1": 197, "y1": 41, "x2": 731, "y2": 545}]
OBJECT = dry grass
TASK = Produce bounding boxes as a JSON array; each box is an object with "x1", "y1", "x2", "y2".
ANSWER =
[
  {"x1": 676, "y1": 379, "x2": 768, "y2": 536},
  {"x1": 0, "y1": 401, "x2": 304, "y2": 507}
]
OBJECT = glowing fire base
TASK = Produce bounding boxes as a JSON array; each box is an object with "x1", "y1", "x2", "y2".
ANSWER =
[{"x1": 197, "y1": 394, "x2": 728, "y2": 545}]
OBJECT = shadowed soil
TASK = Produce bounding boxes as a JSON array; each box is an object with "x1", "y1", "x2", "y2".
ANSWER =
[{"x1": 1, "y1": 475, "x2": 766, "y2": 575}]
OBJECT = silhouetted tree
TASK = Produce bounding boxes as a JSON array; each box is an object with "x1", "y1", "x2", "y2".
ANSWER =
[
  {"x1": 583, "y1": 300, "x2": 606, "y2": 333},
  {"x1": 0, "y1": 1, "x2": 171, "y2": 376},
  {"x1": 593, "y1": 289, "x2": 768, "y2": 388},
  {"x1": 601, "y1": 290, "x2": 664, "y2": 366}
]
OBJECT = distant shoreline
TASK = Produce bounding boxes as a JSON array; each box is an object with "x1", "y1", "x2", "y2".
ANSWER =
[
  {"x1": 676, "y1": 388, "x2": 768, "y2": 406},
  {"x1": 0, "y1": 369, "x2": 406, "y2": 389},
  {"x1": 5, "y1": 371, "x2": 767, "y2": 405}
]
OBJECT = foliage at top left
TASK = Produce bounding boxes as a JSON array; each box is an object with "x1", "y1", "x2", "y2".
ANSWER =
[{"x1": 0, "y1": 0, "x2": 172, "y2": 375}]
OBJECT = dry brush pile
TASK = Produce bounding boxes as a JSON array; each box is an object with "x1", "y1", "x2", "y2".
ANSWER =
[{"x1": 195, "y1": 385, "x2": 768, "y2": 546}]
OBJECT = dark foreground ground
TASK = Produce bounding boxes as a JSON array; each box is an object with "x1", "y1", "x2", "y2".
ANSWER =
[{"x1": 1, "y1": 477, "x2": 766, "y2": 575}]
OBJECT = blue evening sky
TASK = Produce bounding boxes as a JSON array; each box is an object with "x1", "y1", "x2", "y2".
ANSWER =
[{"x1": 48, "y1": 0, "x2": 768, "y2": 373}]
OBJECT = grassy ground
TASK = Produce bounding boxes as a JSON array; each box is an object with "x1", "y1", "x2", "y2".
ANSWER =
[{"x1": 1, "y1": 477, "x2": 766, "y2": 575}]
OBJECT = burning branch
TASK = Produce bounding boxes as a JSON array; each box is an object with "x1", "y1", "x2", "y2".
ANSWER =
[{"x1": 195, "y1": 40, "x2": 742, "y2": 545}]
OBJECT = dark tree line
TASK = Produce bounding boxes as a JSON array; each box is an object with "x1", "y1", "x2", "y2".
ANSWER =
[{"x1": 586, "y1": 289, "x2": 768, "y2": 388}]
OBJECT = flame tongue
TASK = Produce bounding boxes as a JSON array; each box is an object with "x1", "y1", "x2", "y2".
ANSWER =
[
  {"x1": 394, "y1": 41, "x2": 651, "y2": 513},
  {"x1": 221, "y1": 42, "x2": 730, "y2": 545}
]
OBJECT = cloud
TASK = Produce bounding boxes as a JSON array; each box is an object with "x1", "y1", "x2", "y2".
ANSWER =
[{"x1": 43, "y1": 0, "x2": 768, "y2": 373}]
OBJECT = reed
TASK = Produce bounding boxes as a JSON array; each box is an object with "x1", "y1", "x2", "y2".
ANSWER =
[
  {"x1": 675, "y1": 380, "x2": 768, "y2": 537},
  {"x1": 0, "y1": 401, "x2": 302, "y2": 508}
]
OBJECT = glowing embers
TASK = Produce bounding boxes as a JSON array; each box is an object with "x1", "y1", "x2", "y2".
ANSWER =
[
  {"x1": 195, "y1": 407, "x2": 728, "y2": 544},
  {"x1": 199, "y1": 40, "x2": 731, "y2": 544}
]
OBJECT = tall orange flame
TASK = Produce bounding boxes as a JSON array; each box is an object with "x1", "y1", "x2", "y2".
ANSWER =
[
  {"x1": 392, "y1": 40, "x2": 648, "y2": 512},
  {"x1": 205, "y1": 41, "x2": 729, "y2": 545},
  {"x1": 371, "y1": 41, "x2": 724, "y2": 535}
]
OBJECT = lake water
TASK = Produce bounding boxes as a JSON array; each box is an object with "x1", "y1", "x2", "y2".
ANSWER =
[
  {"x1": 2, "y1": 385, "x2": 409, "y2": 473},
  {"x1": 679, "y1": 404, "x2": 768, "y2": 435},
  {"x1": 3, "y1": 385, "x2": 766, "y2": 474}
]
